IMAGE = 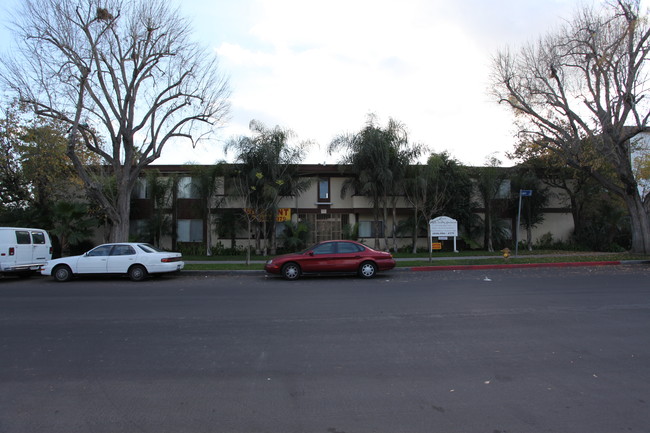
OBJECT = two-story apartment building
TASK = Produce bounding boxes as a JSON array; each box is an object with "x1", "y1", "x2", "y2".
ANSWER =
[{"x1": 127, "y1": 164, "x2": 575, "y2": 253}]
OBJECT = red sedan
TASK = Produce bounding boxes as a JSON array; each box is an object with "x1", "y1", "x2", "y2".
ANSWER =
[{"x1": 264, "y1": 240, "x2": 396, "y2": 280}]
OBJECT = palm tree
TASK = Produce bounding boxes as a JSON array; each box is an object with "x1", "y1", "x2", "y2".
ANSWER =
[
  {"x1": 226, "y1": 120, "x2": 309, "y2": 257},
  {"x1": 50, "y1": 201, "x2": 97, "y2": 256},
  {"x1": 142, "y1": 169, "x2": 174, "y2": 248},
  {"x1": 475, "y1": 156, "x2": 509, "y2": 252},
  {"x1": 189, "y1": 164, "x2": 226, "y2": 256},
  {"x1": 330, "y1": 115, "x2": 421, "y2": 250}
]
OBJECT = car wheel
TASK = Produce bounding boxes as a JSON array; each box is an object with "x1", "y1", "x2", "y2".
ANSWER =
[
  {"x1": 281, "y1": 262, "x2": 301, "y2": 280},
  {"x1": 53, "y1": 265, "x2": 72, "y2": 282},
  {"x1": 128, "y1": 265, "x2": 148, "y2": 282},
  {"x1": 358, "y1": 261, "x2": 377, "y2": 279}
]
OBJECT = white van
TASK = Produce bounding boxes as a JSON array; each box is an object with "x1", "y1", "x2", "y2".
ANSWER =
[{"x1": 0, "y1": 227, "x2": 53, "y2": 276}]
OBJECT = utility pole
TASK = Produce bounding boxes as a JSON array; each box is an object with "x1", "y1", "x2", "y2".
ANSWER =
[{"x1": 515, "y1": 190, "x2": 532, "y2": 257}]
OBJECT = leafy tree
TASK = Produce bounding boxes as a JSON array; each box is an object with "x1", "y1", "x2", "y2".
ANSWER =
[
  {"x1": 279, "y1": 221, "x2": 309, "y2": 252},
  {"x1": 510, "y1": 148, "x2": 617, "y2": 247},
  {"x1": 510, "y1": 166, "x2": 550, "y2": 251},
  {"x1": 403, "y1": 152, "x2": 473, "y2": 254},
  {"x1": 573, "y1": 191, "x2": 630, "y2": 251},
  {"x1": 18, "y1": 117, "x2": 98, "y2": 207},
  {"x1": 0, "y1": 0, "x2": 230, "y2": 242},
  {"x1": 491, "y1": 0, "x2": 650, "y2": 253},
  {"x1": 1, "y1": 101, "x2": 101, "y2": 230},
  {"x1": 0, "y1": 104, "x2": 29, "y2": 211},
  {"x1": 329, "y1": 114, "x2": 421, "y2": 250}
]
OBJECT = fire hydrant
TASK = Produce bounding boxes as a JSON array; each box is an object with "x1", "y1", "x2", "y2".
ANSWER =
[{"x1": 501, "y1": 248, "x2": 511, "y2": 261}]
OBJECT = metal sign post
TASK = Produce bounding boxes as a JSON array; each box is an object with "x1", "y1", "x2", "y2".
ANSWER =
[{"x1": 515, "y1": 190, "x2": 533, "y2": 257}]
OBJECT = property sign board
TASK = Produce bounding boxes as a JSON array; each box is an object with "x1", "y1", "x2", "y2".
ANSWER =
[{"x1": 429, "y1": 216, "x2": 458, "y2": 237}]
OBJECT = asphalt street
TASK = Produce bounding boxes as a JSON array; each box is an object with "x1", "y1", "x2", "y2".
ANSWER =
[{"x1": 1, "y1": 265, "x2": 649, "y2": 433}]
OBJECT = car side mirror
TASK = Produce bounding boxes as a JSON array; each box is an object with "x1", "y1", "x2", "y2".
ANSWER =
[{"x1": 308, "y1": 251, "x2": 314, "y2": 256}]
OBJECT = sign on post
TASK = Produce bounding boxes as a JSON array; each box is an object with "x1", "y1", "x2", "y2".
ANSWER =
[{"x1": 429, "y1": 216, "x2": 459, "y2": 255}]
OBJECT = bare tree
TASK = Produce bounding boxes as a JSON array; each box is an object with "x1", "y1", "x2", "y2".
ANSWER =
[
  {"x1": 0, "y1": 0, "x2": 230, "y2": 241},
  {"x1": 491, "y1": 0, "x2": 650, "y2": 253}
]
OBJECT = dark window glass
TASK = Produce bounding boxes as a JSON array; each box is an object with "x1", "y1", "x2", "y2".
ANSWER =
[
  {"x1": 111, "y1": 245, "x2": 136, "y2": 256},
  {"x1": 318, "y1": 178, "x2": 330, "y2": 201},
  {"x1": 337, "y1": 242, "x2": 363, "y2": 254},
  {"x1": 15, "y1": 231, "x2": 31, "y2": 244},
  {"x1": 31, "y1": 232, "x2": 46, "y2": 244},
  {"x1": 311, "y1": 242, "x2": 335, "y2": 255},
  {"x1": 87, "y1": 245, "x2": 113, "y2": 257}
]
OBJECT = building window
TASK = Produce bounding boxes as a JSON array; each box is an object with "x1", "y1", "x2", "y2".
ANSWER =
[
  {"x1": 177, "y1": 219, "x2": 203, "y2": 242},
  {"x1": 129, "y1": 220, "x2": 149, "y2": 242},
  {"x1": 497, "y1": 179, "x2": 511, "y2": 199},
  {"x1": 133, "y1": 178, "x2": 150, "y2": 199},
  {"x1": 178, "y1": 177, "x2": 200, "y2": 199},
  {"x1": 358, "y1": 221, "x2": 384, "y2": 238},
  {"x1": 318, "y1": 177, "x2": 330, "y2": 202}
]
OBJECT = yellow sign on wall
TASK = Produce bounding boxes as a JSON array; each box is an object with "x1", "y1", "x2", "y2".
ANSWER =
[
  {"x1": 432, "y1": 242, "x2": 443, "y2": 250},
  {"x1": 276, "y1": 208, "x2": 291, "y2": 222},
  {"x1": 244, "y1": 208, "x2": 292, "y2": 222}
]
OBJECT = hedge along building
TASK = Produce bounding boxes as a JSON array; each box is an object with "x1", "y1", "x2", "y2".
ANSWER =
[{"x1": 126, "y1": 163, "x2": 575, "y2": 254}]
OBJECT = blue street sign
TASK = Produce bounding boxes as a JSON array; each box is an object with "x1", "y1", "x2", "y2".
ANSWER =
[{"x1": 520, "y1": 190, "x2": 533, "y2": 196}]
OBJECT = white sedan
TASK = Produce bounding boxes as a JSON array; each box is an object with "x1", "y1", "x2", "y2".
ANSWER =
[{"x1": 41, "y1": 243, "x2": 184, "y2": 282}]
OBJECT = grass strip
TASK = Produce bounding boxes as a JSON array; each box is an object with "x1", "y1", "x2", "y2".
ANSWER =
[{"x1": 183, "y1": 253, "x2": 650, "y2": 271}]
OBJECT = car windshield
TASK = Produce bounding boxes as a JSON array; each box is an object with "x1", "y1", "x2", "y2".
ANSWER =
[{"x1": 137, "y1": 243, "x2": 164, "y2": 253}]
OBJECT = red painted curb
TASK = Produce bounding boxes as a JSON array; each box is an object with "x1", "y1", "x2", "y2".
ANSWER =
[{"x1": 410, "y1": 261, "x2": 622, "y2": 272}]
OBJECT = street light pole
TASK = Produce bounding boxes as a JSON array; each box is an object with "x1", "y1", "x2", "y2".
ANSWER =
[{"x1": 515, "y1": 190, "x2": 532, "y2": 257}]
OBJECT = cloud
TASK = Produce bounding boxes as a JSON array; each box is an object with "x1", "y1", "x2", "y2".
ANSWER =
[
  {"x1": 206, "y1": 0, "x2": 505, "y2": 165},
  {"x1": 159, "y1": 0, "x2": 650, "y2": 166}
]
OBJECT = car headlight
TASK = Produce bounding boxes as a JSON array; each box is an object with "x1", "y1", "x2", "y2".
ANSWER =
[{"x1": 266, "y1": 259, "x2": 274, "y2": 265}]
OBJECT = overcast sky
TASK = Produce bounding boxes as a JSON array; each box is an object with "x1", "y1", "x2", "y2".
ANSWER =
[{"x1": 2, "y1": 0, "x2": 647, "y2": 167}]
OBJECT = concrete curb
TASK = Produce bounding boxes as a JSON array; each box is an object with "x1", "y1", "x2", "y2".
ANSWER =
[
  {"x1": 410, "y1": 260, "x2": 622, "y2": 272},
  {"x1": 410, "y1": 259, "x2": 650, "y2": 272}
]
